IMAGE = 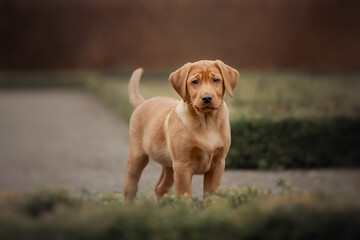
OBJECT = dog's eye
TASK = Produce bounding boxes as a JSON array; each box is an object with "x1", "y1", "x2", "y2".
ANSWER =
[
  {"x1": 213, "y1": 78, "x2": 220, "y2": 83},
  {"x1": 191, "y1": 80, "x2": 199, "y2": 85}
]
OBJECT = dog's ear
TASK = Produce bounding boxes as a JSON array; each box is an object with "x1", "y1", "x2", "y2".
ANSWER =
[
  {"x1": 169, "y1": 62, "x2": 192, "y2": 101},
  {"x1": 215, "y1": 60, "x2": 239, "y2": 97}
]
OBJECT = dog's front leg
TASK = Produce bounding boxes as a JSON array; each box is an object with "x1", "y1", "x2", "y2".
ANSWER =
[
  {"x1": 203, "y1": 158, "x2": 225, "y2": 196},
  {"x1": 173, "y1": 161, "x2": 193, "y2": 197}
]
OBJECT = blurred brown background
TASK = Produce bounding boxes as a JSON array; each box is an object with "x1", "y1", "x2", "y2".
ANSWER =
[{"x1": 1, "y1": 0, "x2": 359, "y2": 71}]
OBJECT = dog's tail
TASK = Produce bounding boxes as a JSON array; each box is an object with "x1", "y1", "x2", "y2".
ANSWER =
[{"x1": 128, "y1": 68, "x2": 145, "y2": 108}]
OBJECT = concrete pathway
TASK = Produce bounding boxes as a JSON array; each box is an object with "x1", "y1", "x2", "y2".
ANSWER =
[{"x1": 0, "y1": 89, "x2": 359, "y2": 197}]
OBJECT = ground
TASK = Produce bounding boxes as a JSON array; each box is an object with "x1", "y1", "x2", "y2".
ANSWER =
[{"x1": 0, "y1": 89, "x2": 359, "y2": 197}]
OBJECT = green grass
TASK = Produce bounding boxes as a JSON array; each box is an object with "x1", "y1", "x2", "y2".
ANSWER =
[
  {"x1": 230, "y1": 71, "x2": 360, "y2": 120},
  {"x1": 84, "y1": 75, "x2": 181, "y2": 120},
  {"x1": 0, "y1": 186, "x2": 359, "y2": 240},
  {"x1": 85, "y1": 71, "x2": 360, "y2": 121}
]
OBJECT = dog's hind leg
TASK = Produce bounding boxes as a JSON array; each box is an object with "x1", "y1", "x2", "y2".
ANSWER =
[
  {"x1": 155, "y1": 166, "x2": 174, "y2": 199},
  {"x1": 123, "y1": 148, "x2": 149, "y2": 202}
]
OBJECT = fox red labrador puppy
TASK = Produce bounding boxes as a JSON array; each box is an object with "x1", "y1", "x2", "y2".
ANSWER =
[{"x1": 124, "y1": 60, "x2": 239, "y2": 201}]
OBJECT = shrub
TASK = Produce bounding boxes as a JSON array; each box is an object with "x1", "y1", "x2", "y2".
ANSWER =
[{"x1": 227, "y1": 117, "x2": 360, "y2": 169}]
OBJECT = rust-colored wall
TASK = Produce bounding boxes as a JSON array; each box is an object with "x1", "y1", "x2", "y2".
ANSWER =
[{"x1": 1, "y1": 0, "x2": 359, "y2": 71}]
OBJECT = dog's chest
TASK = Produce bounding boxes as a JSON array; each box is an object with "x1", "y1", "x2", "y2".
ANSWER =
[
  {"x1": 194, "y1": 121, "x2": 223, "y2": 152},
  {"x1": 190, "y1": 123, "x2": 224, "y2": 173}
]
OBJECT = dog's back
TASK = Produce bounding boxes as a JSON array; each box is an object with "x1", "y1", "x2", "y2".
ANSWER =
[{"x1": 128, "y1": 70, "x2": 178, "y2": 167}]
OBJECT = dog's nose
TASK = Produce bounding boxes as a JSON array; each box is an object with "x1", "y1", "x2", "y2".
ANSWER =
[{"x1": 201, "y1": 94, "x2": 212, "y2": 103}]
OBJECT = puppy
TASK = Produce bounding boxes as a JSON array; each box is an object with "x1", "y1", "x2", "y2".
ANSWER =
[{"x1": 124, "y1": 60, "x2": 239, "y2": 201}]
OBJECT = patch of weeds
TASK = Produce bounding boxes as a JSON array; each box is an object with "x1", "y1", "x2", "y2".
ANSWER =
[{"x1": 20, "y1": 188, "x2": 77, "y2": 218}]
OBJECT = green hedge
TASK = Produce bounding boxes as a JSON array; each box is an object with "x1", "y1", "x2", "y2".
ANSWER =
[{"x1": 227, "y1": 117, "x2": 360, "y2": 169}]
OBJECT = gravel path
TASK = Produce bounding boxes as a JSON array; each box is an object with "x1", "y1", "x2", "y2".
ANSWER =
[{"x1": 0, "y1": 89, "x2": 359, "y2": 197}]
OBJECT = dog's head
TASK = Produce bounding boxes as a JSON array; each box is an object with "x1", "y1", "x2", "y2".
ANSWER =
[{"x1": 169, "y1": 60, "x2": 239, "y2": 113}]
